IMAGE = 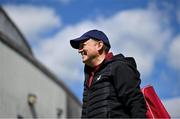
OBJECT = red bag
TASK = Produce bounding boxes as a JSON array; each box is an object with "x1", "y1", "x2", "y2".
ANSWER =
[{"x1": 141, "y1": 85, "x2": 171, "y2": 118}]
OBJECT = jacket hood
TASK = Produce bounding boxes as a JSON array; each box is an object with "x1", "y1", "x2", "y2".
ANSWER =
[
  {"x1": 110, "y1": 54, "x2": 140, "y2": 77},
  {"x1": 84, "y1": 53, "x2": 140, "y2": 77},
  {"x1": 112, "y1": 54, "x2": 137, "y2": 69}
]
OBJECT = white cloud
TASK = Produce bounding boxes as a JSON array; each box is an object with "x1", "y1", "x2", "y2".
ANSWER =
[
  {"x1": 3, "y1": 3, "x2": 173, "y2": 82},
  {"x1": 101, "y1": 8, "x2": 171, "y2": 77},
  {"x1": 3, "y1": 5, "x2": 61, "y2": 40},
  {"x1": 33, "y1": 4, "x2": 172, "y2": 82},
  {"x1": 163, "y1": 97, "x2": 180, "y2": 117},
  {"x1": 169, "y1": 35, "x2": 180, "y2": 70}
]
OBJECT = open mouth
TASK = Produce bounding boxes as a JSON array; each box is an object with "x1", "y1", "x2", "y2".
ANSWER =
[
  {"x1": 81, "y1": 52, "x2": 85, "y2": 56},
  {"x1": 80, "y1": 51, "x2": 87, "y2": 56}
]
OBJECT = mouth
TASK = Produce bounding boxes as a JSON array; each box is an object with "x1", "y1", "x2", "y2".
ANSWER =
[
  {"x1": 80, "y1": 51, "x2": 87, "y2": 58},
  {"x1": 81, "y1": 52, "x2": 84, "y2": 55}
]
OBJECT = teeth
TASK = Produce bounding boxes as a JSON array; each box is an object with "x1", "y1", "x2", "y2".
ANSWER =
[{"x1": 81, "y1": 52, "x2": 85, "y2": 55}]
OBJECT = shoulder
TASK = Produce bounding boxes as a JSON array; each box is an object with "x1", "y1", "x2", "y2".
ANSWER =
[
  {"x1": 109, "y1": 60, "x2": 129, "y2": 70},
  {"x1": 109, "y1": 59, "x2": 140, "y2": 78}
]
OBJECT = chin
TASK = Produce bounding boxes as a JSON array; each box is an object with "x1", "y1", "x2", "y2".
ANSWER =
[
  {"x1": 82, "y1": 60, "x2": 87, "y2": 63},
  {"x1": 82, "y1": 59, "x2": 89, "y2": 64},
  {"x1": 82, "y1": 57, "x2": 87, "y2": 62}
]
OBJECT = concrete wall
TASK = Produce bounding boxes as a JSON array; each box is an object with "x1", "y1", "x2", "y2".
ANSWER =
[
  {"x1": 0, "y1": 40, "x2": 68, "y2": 118},
  {"x1": 67, "y1": 95, "x2": 82, "y2": 118}
]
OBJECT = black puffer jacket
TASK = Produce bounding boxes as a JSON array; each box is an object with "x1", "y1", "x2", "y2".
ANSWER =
[{"x1": 81, "y1": 54, "x2": 147, "y2": 118}]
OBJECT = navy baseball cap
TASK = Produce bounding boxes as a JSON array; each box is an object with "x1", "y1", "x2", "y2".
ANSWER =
[{"x1": 70, "y1": 29, "x2": 111, "y2": 49}]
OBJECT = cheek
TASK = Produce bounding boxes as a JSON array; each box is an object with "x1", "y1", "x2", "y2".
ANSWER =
[
  {"x1": 88, "y1": 49, "x2": 98, "y2": 55},
  {"x1": 85, "y1": 46, "x2": 97, "y2": 55}
]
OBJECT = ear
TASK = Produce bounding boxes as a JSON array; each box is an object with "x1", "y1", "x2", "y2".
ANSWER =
[{"x1": 97, "y1": 41, "x2": 104, "y2": 51}]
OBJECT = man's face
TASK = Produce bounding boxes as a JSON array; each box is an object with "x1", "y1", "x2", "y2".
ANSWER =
[{"x1": 78, "y1": 39, "x2": 100, "y2": 65}]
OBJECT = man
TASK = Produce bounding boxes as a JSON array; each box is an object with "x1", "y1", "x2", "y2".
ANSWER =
[{"x1": 70, "y1": 29, "x2": 147, "y2": 118}]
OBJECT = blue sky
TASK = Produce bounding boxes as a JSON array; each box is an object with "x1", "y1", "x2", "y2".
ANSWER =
[{"x1": 1, "y1": 0, "x2": 180, "y2": 117}]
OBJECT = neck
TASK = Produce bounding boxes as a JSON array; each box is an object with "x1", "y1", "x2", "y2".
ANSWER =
[{"x1": 87, "y1": 53, "x2": 106, "y2": 67}]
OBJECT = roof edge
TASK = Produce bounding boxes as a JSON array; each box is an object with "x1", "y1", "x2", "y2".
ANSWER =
[{"x1": 0, "y1": 6, "x2": 33, "y2": 55}]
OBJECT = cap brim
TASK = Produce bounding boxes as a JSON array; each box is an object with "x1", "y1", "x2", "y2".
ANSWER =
[{"x1": 70, "y1": 36, "x2": 89, "y2": 49}]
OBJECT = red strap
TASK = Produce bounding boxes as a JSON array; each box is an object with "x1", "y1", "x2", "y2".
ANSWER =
[{"x1": 141, "y1": 85, "x2": 171, "y2": 118}]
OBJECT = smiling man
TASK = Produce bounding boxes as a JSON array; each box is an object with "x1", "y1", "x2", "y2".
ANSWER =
[{"x1": 70, "y1": 29, "x2": 147, "y2": 118}]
